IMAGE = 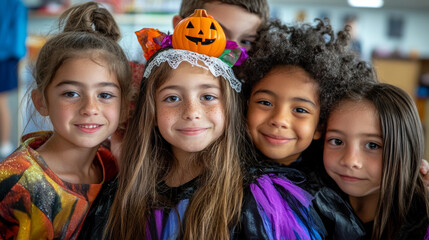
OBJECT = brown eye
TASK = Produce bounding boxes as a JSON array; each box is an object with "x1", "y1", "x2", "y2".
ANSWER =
[{"x1": 366, "y1": 142, "x2": 381, "y2": 150}]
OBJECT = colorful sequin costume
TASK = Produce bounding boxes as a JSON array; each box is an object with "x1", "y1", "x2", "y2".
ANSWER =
[{"x1": 0, "y1": 131, "x2": 117, "y2": 240}]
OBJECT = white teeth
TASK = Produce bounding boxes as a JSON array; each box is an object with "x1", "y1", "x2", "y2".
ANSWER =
[{"x1": 79, "y1": 125, "x2": 99, "y2": 129}]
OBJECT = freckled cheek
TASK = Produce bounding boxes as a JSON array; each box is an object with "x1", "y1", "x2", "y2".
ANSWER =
[
  {"x1": 52, "y1": 104, "x2": 75, "y2": 120},
  {"x1": 156, "y1": 108, "x2": 179, "y2": 127},
  {"x1": 206, "y1": 105, "x2": 226, "y2": 129}
]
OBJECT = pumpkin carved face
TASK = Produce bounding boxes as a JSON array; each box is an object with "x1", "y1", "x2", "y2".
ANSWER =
[{"x1": 172, "y1": 9, "x2": 226, "y2": 57}]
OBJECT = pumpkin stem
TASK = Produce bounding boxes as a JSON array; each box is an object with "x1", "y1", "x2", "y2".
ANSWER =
[{"x1": 192, "y1": 9, "x2": 209, "y2": 18}]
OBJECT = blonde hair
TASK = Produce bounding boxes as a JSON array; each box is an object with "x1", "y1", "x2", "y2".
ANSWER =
[{"x1": 106, "y1": 48, "x2": 249, "y2": 239}]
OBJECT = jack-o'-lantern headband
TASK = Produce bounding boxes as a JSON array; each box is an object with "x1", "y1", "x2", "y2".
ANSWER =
[{"x1": 135, "y1": 9, "x2": 247, "y2": 92}]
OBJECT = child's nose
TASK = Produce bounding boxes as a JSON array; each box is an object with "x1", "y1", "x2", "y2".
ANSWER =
[
  {"x1": 80, "y1": 97, "x2": 99, "y2": 116},
  {"x1": 340, "y1": 145, "x2": 362, "y2": 169},
  {"x1": 269, "y1": 108, "x2": 289, "y2": 129},
  {"x1": 182, "y1": 99, "x2": 201, "y2": 120}
]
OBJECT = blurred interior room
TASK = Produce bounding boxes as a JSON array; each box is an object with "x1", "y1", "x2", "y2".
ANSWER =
[{"x1": 2, "y1": 0, "x2": 429, "y2": 160}]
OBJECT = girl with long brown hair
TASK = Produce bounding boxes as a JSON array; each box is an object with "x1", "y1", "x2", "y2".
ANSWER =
[
  {"x1": 104, "y1": 10, "x2": 249, "y2": 239},
  {"x1": 324, "y1": 83, "x2": 429, "y2": 239}
]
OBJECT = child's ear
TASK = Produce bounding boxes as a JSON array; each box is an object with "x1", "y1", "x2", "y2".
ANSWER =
[
  {"x1": 31, "y1": 89, "x2": 49, "y2": 116},
  {"x1": 172, "y1": 15, "x2": 183, "y2": 28}
]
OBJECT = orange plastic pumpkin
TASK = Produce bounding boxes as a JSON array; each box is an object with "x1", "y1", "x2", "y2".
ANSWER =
[{"x1": 172, "y1": 9, "x2": 226, "y2": 57}]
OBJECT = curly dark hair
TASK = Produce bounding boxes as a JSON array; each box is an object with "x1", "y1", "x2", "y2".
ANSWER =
[{"x1": 237, "y1": 18, "x2": 377, "y2": 127}]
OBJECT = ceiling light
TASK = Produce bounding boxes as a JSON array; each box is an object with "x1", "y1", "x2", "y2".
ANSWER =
[{"x1": 348, "y1": 0, "x2": 383, "y2": 8}]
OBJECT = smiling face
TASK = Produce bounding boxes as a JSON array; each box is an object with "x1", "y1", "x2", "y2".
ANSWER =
[
  {"x1": 323, "y1": 99, "x2": 383, "y2": 199},
  {"x1": 33, "y1": 57, "x2": 121, "y2": 150},
  {"x1": 156, "y1": 62, "x2": 226, "y2": 161},
  {"x1": 247, "y1": 66, "x2": 321, "y2": 165}
]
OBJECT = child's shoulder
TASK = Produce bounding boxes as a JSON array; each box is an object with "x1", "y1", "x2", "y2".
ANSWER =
[
  {"x1": 0, "y1": 131, "x2": 53, "y2": 187},
  {"x1": 0, "y1": 150, "x2": 34, "y2": 197},
  {"x1": 0, "y1": 131, "x2": 52, "y2": 177},
  {"x1": 312, "y1": 186, "x2": 365, "y2": 239}
]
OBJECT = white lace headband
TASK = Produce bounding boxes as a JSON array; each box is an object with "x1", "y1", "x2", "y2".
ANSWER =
[{"x1": 143, "y1": 49, "x2": 242, "y2": 92}]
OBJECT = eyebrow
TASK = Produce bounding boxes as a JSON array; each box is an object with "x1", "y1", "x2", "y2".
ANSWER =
[
  {"x1": 252, "y1": 89, "x2": 317, "y2": 107},
  {"x1": 55, "y1": 80, "x2": 119, "y2": 89},
  {"x1": 158, "y1": 84, "x2": 220, "y2": 93},
  {"x1": 242, "y1": 33, "x2": 258, "y2": 39},
  {"x1": 326, "y1": 129, "x2": 383, "y2": 139}
]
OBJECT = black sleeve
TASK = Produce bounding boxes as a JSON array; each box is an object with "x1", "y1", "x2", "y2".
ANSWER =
[
  {"x1": 77, "y1": 177, "x2": 118, "y2": 240},
  {"x1": 231, "y1": 188, "x2": 269, "y2": 240},
  {"x1": 312, "y1": 187, "x2": 365, "y2": 240}
]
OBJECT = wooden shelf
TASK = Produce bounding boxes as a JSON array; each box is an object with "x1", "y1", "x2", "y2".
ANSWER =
[{"x1": 372, "y1": 57, "x2": 429, "y2": 159}]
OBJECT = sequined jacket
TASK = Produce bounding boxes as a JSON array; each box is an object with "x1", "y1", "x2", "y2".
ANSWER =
[{"x1": 0, "y1": 131, "x2": 117, "y2": 240}]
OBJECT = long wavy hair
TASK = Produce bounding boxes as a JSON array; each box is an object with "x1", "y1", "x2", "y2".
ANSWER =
[
  {"x1": 335, "y1": 83, "x2": 429, "y2": 239},
  {"x1": 105, "y1": 48, "x2": 249, "y2": 239}
]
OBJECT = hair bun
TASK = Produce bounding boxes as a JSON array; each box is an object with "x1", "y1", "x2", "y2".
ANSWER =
[{"x1": 59, "y1": 1, "x2": 121, "y2": 42}]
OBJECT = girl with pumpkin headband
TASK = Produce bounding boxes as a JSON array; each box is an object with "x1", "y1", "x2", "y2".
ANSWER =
[{"x1": 78, "y1": 9, "x2": 325, "y2": 240}]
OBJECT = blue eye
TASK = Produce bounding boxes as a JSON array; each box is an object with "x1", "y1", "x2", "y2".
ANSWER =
[
  {"x1": 257, "y1": 100, "x2": 272, "y2": 106},
  {"x1": 165, "y1": 96, "x2": 180, "y2": 103},
  {"x1": 63, "y1": 92, "x2": 79, "y2": 98},
  {"x1": 99, "y1": 93, "x2": 114, "y2": 99},
  {"x1": 201, "y1": 95, "x2": 216, "y2": 101},
  {"x1": 328, "y1": 138, "x2": 343, "y2": 146},
  {"x1": 240, "y1": 40, "x2": 252, "y2": 46},
  {"x1": 366, "y1": 142, "x2": 381, "y2": 150}
]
